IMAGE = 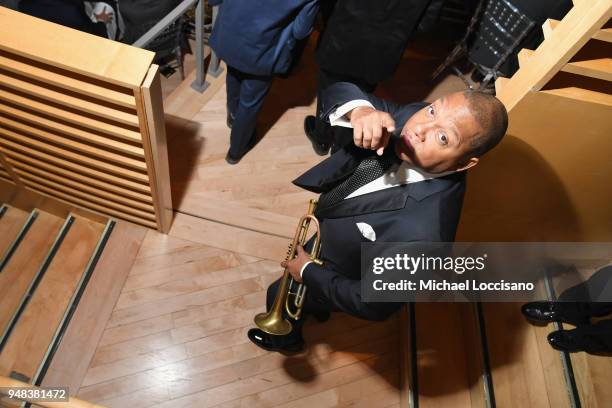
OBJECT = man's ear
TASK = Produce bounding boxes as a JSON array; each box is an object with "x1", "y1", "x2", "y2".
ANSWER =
[{"x1": 456, "y1": 157, "x2": 479, "y2": 172}]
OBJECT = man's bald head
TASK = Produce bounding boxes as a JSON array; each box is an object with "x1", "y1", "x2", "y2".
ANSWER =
[{"x1": 462, "y1": 90, "x2": 508, "y2": 158}]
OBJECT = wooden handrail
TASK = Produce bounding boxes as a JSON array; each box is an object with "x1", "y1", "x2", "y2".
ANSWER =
[{"x1": 0, "y1": 376, "x2": 106, "y2": 408}]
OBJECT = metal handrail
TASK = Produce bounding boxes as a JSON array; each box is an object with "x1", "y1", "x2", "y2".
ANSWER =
[
  {"x1": 132, "y1": 0, "x2": 198, "y2": 48},
  {"x1": 131, "y1": 0, "x2": 223, "y2": 93}
]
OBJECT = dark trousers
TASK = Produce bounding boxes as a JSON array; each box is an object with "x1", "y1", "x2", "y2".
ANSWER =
[
  {"x1": 226, "y1": 66, "x2": 273, "y2": 158},
  {"x1": 312, "y1": 69, "x2": 377, "y2": 150},
  {"x1": 558, "y1": 264, "x2": 612, "y2": 317},
  {"x1": 265, "y1": 277, "x2": 332, "y2": 345},
  {"x1": 558, "y1": 265, "x2": 612, "y2": 350},
  {"x1": 568, "y1": 320, "x2": 612, "y2": 352}
]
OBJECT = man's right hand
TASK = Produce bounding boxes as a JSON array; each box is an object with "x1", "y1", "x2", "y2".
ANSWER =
[{"x1": 349, "y1": 107, "x2": 396, "y2": 155}]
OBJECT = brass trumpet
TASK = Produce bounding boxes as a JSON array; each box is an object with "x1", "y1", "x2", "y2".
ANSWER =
[{"x1": 254, "y1": 199, "x2": 323, "y2": 335}]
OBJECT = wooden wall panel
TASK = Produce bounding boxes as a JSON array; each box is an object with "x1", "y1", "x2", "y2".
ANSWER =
[{"x1": 0, "y1": 6, "x2": 172, "y2": 232}]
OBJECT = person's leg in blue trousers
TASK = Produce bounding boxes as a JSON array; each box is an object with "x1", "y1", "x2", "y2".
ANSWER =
[
  {"x1": 227, "y1": 67, "x2": 273, "y2": 160},
  {"x1": 226, "y1": 66, "x2": 241, "y2": 126}
]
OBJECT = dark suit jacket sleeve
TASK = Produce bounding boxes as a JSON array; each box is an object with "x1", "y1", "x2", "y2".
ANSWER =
[
  {"x1": 302, "y1": 262, "x2": 402, "y2": 321},
  {"x1": 209, "y1": 0, "x2": 223, "y2": 6},
  {"x1": 319, "y1": 82, "x2": 405, "y2": 121},
  {"x1": 292, "y1": 0, "x2": 319, "y2": 40}
]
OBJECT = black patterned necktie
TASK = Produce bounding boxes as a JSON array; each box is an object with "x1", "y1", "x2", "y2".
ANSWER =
[{"x1": 317, "y1": 153, "x2": 400, "y2": 210}]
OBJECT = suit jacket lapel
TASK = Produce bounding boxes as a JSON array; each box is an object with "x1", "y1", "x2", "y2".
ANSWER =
[
  {"x1": 292, "y1": 143, "x2": 372, "y2": 193},
  {"x1": 315, "y1": 172, "x2": 465, "y2": 219}
]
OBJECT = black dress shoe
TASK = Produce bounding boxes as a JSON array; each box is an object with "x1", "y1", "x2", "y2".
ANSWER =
[
  {"x1": 225, "y1": 151, "x2": 242, "y2": 165},
  {"x1": 547, "y1": 330, "x2": 583, "y2": 352},
  {"x1": 247, "y1": 328, "x2": 304, "y2": 354},
  {"x1": 304, "y1": 116, "x2": 330, "y2": 156},
  {"x1": 225, "y1": 133, "x2": 257, "y2": 165},
  {"x1": 521, "y1": 301, "x2": 590, "y2": 326},
  {"x1": 547, "y1": 327, "x2": 611, "y2": 354}
]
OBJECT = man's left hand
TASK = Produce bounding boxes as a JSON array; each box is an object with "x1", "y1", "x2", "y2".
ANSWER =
[{"x1": 281, "y1": 245, "x2": 311, "y2": 283}]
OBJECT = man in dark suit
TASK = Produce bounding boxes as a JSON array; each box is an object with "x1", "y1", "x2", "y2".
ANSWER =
[
  {"x1": 303, "y1": 0, "x2": 433, "y2": 155},
  {"x1": 209, "y1": 0, "x2": 319, "y2": 164},
  {"x1": 248, "y1": 82, "x2": 509, "y2": 352}
]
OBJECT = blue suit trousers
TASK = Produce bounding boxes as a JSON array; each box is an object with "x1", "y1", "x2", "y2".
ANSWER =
[{"x1": 226, "y1": 66, "x2": 273, "y2": 158}]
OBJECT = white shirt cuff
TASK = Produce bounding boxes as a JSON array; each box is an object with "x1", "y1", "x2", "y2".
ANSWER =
[
  {"x1": 300, "y1": 261, "x2": 314, "y2": 278},
  {"x1": 328, "y1": 99, "x2": 375, "y2": 128}
]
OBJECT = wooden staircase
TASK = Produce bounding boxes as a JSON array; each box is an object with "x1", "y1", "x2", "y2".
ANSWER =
[
  {"x1": 433, "y1": 1, "x2": 612, "y2": 408},
  {"x1": 0, "y1": 205, "x2": 114, "y2": 407}
]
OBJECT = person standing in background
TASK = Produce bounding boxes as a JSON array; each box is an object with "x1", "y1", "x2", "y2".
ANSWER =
[
  {"x1": 304, "y1": 0, "x2": 434, "y2": 155},
  {"x1": 19, "y1": 0, "x2": 110, "y2": 37},
  {"x1": 118, "y1": 0, "x2": 181, "y2": 44},
  {"x1": 209, "y1": 0, "x2": 319, "y2": 165}
]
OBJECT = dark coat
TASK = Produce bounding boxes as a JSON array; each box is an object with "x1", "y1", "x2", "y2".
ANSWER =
[
  {"x1": 19, "y1": 0, "x2": 107, "y2": 37},
  {"x1": 118, "y1": 0, "x2": 181, "y2": 44},
  {"x1": 209, "y1": 0, "x2": 319, "y2": 76},
  {"x1": 316, "y1": 0, "x2": 432, "y2": 84},
  {"x1": 293, "y1": 82, "x2": 466, "y2": 321}
]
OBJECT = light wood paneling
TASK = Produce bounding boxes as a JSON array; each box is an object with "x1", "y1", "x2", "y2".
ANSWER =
[
  {"x1": 0, "y1": 7, "x2": 172, "y2": 232},
  {"x1": 20, "y1": 180, "x2": 158, "y2": 228},
  {"x1": 0, "y1": 133, "x2": 149, "y2": 183},
  {"x1": 460, "y1": 90, "x2": 612, "y2": 241},
  {"x1": 0, "y1": 145, "x2": 150, "y2": 193},
  {"x1": 11, "y1": 165, "x2": 153, "y2": 209},
  {"x1": 4, "y1": 153, "x2": 151, "y2": 196},
  {"x1": 0, "y1": 103, "x2": 145, "y2": 158},
  {"x1": 0, "y1": 51, "x2": 137, "y2": 108},
  {"x1": 17, "y1": 172, "x2": 155, "y2": 218},
  {"x1": 0, "y1": 71, "x2": 140, "y2": 127},
  {"x1": 0, "y1": 87, "x2": 141, "y2": 143},
  {"x1": 141, "y1": 65, "x2": 173, "y2": 233},
  {"x1": 0, "y1": 118, "x2": 147, "y2": 171},
  {"x1": 0, "y1": 7, "x2": 154, "y2": 88}
]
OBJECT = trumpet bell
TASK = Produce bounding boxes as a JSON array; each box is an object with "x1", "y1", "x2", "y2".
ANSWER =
[{"x1": 254, "y1": 311, "x2": 292, "y2": 336}]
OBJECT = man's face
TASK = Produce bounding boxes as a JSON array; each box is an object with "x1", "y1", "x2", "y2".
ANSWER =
[{"x1": 395, "y1": 92, "x2": 483, "y2": 173}]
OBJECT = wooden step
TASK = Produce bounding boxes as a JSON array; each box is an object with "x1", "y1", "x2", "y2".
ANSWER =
[
  {"x1": 543, "y1": 18, "x2": 612, "y2": 43},
  {"x1": 0, "y1": 205, "x2": 34, "y2": 271},
  {"x1": 0, "y1": 210, "x2": 65, "y2": 346},
  {"x1": 0, "y1": 215, "x2": 106, "y2": 384},
  {"x1": 517, "y1": 49, "x2": 534, "y2": 69},
  {"x1": 541, "y1": 19, "x2": 559, "y2": 41},
  {"x1": 495, "y1": 77, "x2": 510, "y2": 94},
  {"x1": 483, "y1": 303, "x2": 572, "y2": 408},
  {"x1": 413, "y1": 303, "x2": 486, "y2": 407},
  {"x1": 541, "y1": 87, "x2": 612, "y2": 107},
  {"x1": 40, "y1": 221, "x2": 146, "y2": 395},
  {"x1": 562, "y1": 58, "x2": 612, "y2": 82}
]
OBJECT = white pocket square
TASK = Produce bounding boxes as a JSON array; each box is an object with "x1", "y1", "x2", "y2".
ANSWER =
[{"x1": 356, "y1": 222, "x2": 376, "y2": 241}]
